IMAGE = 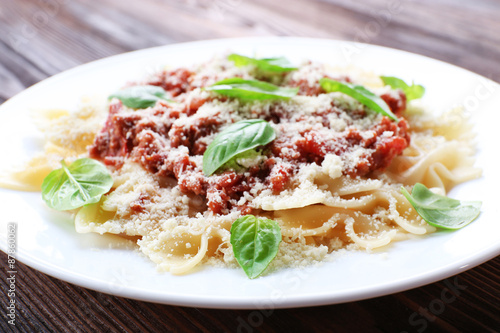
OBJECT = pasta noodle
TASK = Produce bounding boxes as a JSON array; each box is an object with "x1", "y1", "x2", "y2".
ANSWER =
[{"x1": 1, "y1": 56, "x2": 481, "y2": 275}]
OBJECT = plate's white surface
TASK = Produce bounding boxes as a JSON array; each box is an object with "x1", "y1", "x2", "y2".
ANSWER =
[{"x1": 0, "y1": 37, "x2": 499, "y2": 309}]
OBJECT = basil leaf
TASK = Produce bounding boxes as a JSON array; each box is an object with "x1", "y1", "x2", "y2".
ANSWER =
[
  {"x1": 206, "y1": 78, "x2": 299, "y2": 101},
  {"x1": 41, "y1": 158, "x2": 113, "y2": 211},
  {"x1": 380, "y1": 76, "x2": 425, "y2": 101},
  {"x1": 230, "y1": 215, "x2": 282, "y2": 279},
  {"x1": 401, "y1": 183, "x2": 481, "y2": 230},
  {"x1": 109, "y1": 85, "x2": 172, "y2": 109},
  {"x1": 203, "y1": 119, "x2": 275, "y2": 176},
  {"x1": 228, "y1": 54, "x2": 297, "y2": 72},
  {"x1": 319, "y1": 78, "x2": 399, "y2": 122}
]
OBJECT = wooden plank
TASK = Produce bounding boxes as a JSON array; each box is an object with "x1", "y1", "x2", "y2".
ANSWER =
[{"x1": 0, "y1": 0, "x2": 499, "y2": 332}]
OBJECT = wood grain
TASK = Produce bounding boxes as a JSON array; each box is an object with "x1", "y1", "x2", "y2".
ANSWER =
[
  {"x1": 1, "y1": 251, "x2": 499, "y2": 332},
  {"x1": 1, "y1": 0, "x2": 499, "y2": 332}
]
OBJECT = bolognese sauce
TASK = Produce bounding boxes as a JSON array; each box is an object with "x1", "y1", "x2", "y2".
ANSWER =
[{"x1": 90, "y1": 65, "x2": 410, "y2": 215}]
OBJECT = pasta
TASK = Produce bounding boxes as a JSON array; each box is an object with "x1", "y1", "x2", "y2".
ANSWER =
[{"x1": 1, "y1": 55, "x2": 481, "y2": 276}]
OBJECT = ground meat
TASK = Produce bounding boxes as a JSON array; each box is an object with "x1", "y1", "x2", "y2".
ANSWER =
[
  {"x1": 88, "y1": 102, "x2": 139, "y2": 167},
  {"x1": 206, "y1": 172, "x2": 250, "y2": 214},
  {"x1": 89, "y1": 101, "x2": 178, "y2": 167},
  {"x1": 147, "y1": 68, "x2": 194, "y2": 97},
  {"x1": 132, "y1": 130, "x2": 169, "y2": 174},
  {"x1": 381, "y1": 90, "x2": 407, "y2": 117},
  {"x1": 130, "y1": 193, "x2": 150, "y2": 213},
  {"x1": 288, "y1": 79, "x2": 325, "y2": 96},
  {"x1": 266, "y1": 161, "x2": 294, "y2": 192},
  {"x1": 169, "y1": 116, "x2": 221, "y2": 155},
  {"x1": 270, "y1": 116, "x2": 410, "y2": 177}
]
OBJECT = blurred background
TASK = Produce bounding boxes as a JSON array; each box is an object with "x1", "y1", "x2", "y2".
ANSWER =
[
  {"x1": 1, "y1": 0, "x2": 499, "y2": 332},
  {"x1": 1, "y1": 0, "x2": 499, "y2": 103}
]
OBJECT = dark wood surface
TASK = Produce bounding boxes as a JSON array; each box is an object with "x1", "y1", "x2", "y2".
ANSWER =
[{"x1": 1, "y1": 0, "x2": 499, "y2": 332}]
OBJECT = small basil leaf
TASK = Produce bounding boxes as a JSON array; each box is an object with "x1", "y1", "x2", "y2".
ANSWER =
[
  {"x1": 206, "y1": 78, "x2": 298, "y2": 101},
  {"x1": 319, "y1": 78, "x2": 399, "y2": 122},
  {"x1": 401, "y1": 183, "x2": 481, "y2": 230},
  {"x1": 41, "y1": 158, "x2": 113, "y2": 211},
  {"x1": 230, "y1": 215, "x2": 282, "y2": 279},
  {"x1": 228, "y1": 54, "x2": 297, "y2": 72},
  {"x1": 109, "y1": 85, "x2": 172, "y2": 109},
  {"x1": 203, "y1": 119, "x2": 275, "y2": 176},
  {"x1": 380, "y1": 76, "x2": 425, "y2": 101}
]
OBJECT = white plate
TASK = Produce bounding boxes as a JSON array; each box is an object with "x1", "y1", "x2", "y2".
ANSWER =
[{"x1": 0, "y1": 37, "x2": 499, "y2": 309}]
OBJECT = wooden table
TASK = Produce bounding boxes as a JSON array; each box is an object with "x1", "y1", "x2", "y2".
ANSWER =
[{"x1": 1, "y1": 0, "x2": 499, "y2": 332}]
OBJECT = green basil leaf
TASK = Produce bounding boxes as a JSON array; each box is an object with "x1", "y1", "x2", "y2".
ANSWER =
[
  {"x1": 206, "y1": 78, "x2": 299, "y2": 101},
  {"x1": 203, "y1": 119, "x2": 276, "y2": 176},
  {"x1": 380, "y1": 76, "x2": 425, "y2": 101},
  {"x1": 228, "y1": 54, "x2": 297, "y2": 72},
  {"x1": 109, "y1": 85, "x2": 172, "y2": 109},
  {"x1": 41, "y1": 158, "x2": 113, "y2": 211},
  {"x1": 401, "y1": 183, "x2": 481, "y2": 230},
  {"x1": 319, "y1": 78, "x2": 399, "y2": 122},
  {"x1": 230, "y1": 215, "x2": 282, "y2": 279}
]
